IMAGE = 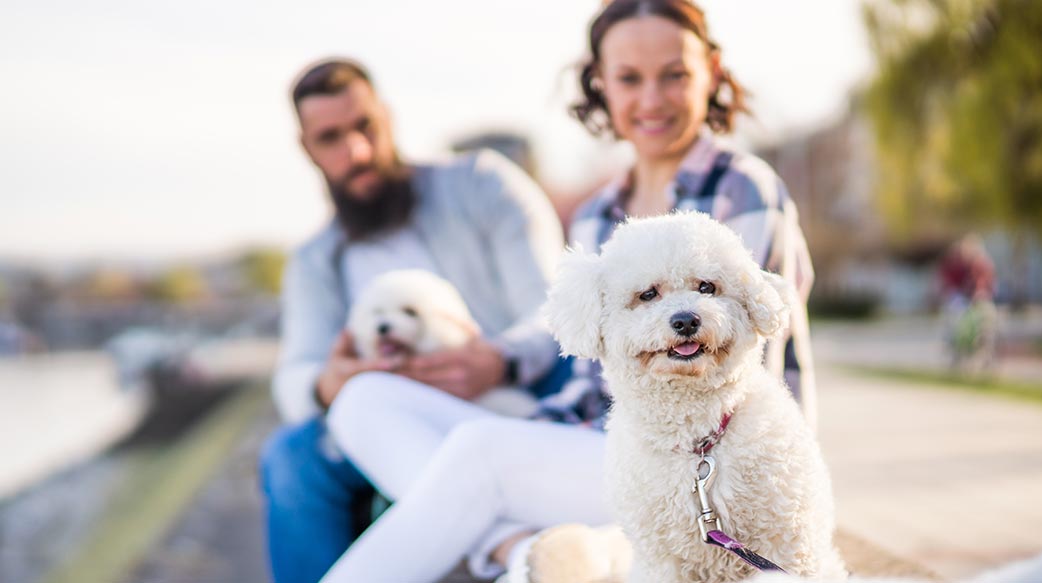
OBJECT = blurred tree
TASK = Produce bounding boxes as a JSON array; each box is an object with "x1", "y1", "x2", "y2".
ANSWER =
[
  {"x1": 148, "y1": 265, "x2": 209, "y2": 304},
  {"x1": 238, "y1": 247, "x2": 286, "y2": 295},
  {"x1": 864, "y1": 0, "x2": 1042, "y2": 303}
]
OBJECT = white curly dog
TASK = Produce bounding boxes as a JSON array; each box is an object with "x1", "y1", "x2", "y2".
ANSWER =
[
  {"x1": 347, "y1": 269, "x2": 538, "y2": 417},
  {"x1": 544, "y1": 211, "x2": 846, "y2": 582}
]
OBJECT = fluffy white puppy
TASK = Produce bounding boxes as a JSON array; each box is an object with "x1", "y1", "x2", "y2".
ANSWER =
[
  {"x1": 545, "y1": 212, "x2": 845, "y2": 582},
  {"x1": 348, "y1": 269, "x2": 538, "y2": 417},
  {"x1": 349, "y1": 269, "x2": 479, "y2": 360}
]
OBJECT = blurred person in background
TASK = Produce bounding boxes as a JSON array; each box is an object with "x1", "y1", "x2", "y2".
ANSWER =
[
  {"x1": 939, "y1": 234, "x2": 996, "y2": 308},
  {"x1": 938, "y1": 234, "x2": 998, "y2": 369},
  {"x1": 259, "y1": 58, "x2": 568, "y2": 583},
  {"x1": 317, "y1": 1, "x2": 818, "y2": 581}
]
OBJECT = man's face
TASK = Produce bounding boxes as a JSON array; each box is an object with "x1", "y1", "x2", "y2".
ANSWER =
[{"x1": 298, "y1": 81, "x2": 397, "y2": 201}]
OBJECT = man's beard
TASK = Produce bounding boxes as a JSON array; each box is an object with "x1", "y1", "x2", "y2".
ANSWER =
[{"x1": 328, "y1": 164, "x2": 416, "y2": 242}]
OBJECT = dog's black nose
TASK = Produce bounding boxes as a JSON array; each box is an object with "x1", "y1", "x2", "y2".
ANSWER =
[
  {"x1": 670, "y1": 312, "x2": 700, "y2": 336},
  {"x1": 377, "y1": 323, "x2": 391, "y2": 336}
]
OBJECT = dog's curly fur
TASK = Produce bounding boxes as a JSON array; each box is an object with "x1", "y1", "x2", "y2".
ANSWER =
[
  {"x1": 545, "y1": 212, "x2": 846, "y2": 582},
  {"x1": 347, "y1": 269, "x2": 538, "y2": 417},
  {"x1": 348, "y1": 269, "x2": 478, "y2": 359}
]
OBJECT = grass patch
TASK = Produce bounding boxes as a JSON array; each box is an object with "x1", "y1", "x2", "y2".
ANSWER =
[
  {"x1": 842, "y1": 365, "x2": 1042, "y2": 404},
  {"x1": 40, "y1": 386, "x2": 269, "y2": 583}
]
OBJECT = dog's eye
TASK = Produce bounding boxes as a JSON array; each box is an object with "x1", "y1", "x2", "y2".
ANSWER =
[
  {"x1": 638, "y1": 287, "x2": 658, "y2": 302},
  {"x1": 402, "y1": 307, "x2": 418, "y2": 317},
  {"x1": 698, "y1": 281, "x2": 716, "y2": 295}
]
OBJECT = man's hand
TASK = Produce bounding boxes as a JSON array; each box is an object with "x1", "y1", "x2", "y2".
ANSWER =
[
  {"x1": 400, "y1": 337, "x2": 507, "y2": 400},
  {"x1": 315, "y1": 330, "x2": 400, "y2": 409}
]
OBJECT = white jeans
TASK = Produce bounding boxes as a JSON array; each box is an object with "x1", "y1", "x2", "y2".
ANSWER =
[{"x1": 320, "y1": 372, "x2": 610, "y2": 583}]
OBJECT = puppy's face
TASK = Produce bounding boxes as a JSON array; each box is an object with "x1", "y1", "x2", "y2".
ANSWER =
[
  {"x1": 545, "y1": 212, "x2": 791, "y2": 386},
  {"x1": 348, "y1": 270, "x2": 478, "y2": 359},
  {"x1": 350, "y1": 288, "x2": 426, "y2": 359},
  {"x1": 608, "y1": 269, "x2": 749, "y2": 379}
]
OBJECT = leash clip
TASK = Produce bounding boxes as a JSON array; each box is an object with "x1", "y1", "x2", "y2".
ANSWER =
[
  {"x1": 690, "y1": 454, "x2": 788, "y2": 573},
  {"x1": 692, "y1": 455, "x2": 720, "y2": 542}
]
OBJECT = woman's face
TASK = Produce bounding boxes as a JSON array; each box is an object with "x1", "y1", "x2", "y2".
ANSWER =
[{"x1": 599, "y1": 15, "x2": 718, "y2": 161}]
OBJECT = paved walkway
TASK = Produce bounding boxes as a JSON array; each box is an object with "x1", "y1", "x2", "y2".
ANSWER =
[
  {"x1": 128, "y1": 397, "x2": 273, "y2": 583},
  {"x1": 813, "y1": 327, "x2": 1042, "y2": 579}
]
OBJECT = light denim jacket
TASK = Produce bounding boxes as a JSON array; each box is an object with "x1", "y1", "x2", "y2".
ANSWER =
[{"x1": 272, "y1": 150, "x2": 565, "y2": 423}]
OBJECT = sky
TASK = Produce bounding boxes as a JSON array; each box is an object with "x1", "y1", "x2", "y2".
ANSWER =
[{"x1": 0, "y1": 0, "x2": 873, "y2": 264}]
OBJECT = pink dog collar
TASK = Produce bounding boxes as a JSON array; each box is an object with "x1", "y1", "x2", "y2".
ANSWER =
[{"x1": 692, "y1": 412, "x2": 732, "y2": 457}]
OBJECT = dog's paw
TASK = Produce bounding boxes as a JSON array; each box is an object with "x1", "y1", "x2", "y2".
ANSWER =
[{"x1": 502, "y1": 524, "x2": 631, "y2": 583}]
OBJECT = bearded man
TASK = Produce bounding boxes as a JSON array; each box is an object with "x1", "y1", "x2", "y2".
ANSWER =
[{"x1": 258, "y1": 59, "x2": 567, "y2": 583}]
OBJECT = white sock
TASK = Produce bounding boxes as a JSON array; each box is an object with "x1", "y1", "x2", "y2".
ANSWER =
[{"x1": 502, "y1": 532, "x2": 541, "y2": 583}]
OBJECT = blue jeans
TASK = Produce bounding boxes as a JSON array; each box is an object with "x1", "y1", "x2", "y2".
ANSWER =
[{"x1": 259, "y1": 417, "x2": 374, "y2": 583}]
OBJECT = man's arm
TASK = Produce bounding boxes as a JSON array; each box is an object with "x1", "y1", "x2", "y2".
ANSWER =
[
  {"x1": 467, "y1": 151, "x2": 565, "y2": 386},
  {"x1": 271, "y1": 246, "x2": 346, "y2": 424}
]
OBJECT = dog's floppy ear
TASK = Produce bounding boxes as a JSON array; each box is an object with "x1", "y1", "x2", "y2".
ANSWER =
[
  {"x1": 742, "y1": 269, "x2": 793, "y2": 339},
  {"x1": 543, "y1": 246, "x2": 605, "y2": 359}
]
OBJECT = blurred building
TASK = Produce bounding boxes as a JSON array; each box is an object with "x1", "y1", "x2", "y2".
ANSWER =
[
  {"x1": 451, "y1": 130, "x2": 620, "y2": 226},
  {"x1": 0, "y1": 249, "x2": 283, "y2": 353},
  {"x1": 452, "y1": 131, "x2": 537, "y2": 178}
]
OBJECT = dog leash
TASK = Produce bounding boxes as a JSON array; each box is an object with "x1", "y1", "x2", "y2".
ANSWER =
[{"x1": 690, "y1": 416, "x2": 787, "y2": 573}]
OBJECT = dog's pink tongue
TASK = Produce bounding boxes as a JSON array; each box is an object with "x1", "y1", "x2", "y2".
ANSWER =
[
  {"x1": 673, "y1": 342, "x2": 701, "y2": 356},
  {"x1": 378, "y1": 340, "x2": 402, "y2": 357}
]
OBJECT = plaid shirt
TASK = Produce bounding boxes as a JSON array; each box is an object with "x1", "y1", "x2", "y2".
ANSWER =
[{"x1": 534, "y1": 132, "x2": 818, "y2": 431}]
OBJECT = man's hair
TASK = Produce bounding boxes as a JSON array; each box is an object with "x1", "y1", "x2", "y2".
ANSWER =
[{"x1": 291, "y1": 59, "x2": 373, "y2": 113}]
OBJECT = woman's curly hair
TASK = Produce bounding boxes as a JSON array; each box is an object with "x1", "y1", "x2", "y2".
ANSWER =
[{"x1": 571, "y1": 0, "x2": 749, "y2": 136}]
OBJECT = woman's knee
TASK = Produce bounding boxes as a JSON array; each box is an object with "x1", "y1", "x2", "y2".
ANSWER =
[
  {"x1": 438, "y1": 417, "x2": 513, "y2": 467},
  {"x1": 328, "y1": 370, "x2": 387, "y2": 419},
  {"x1": 326, "y1": 371, "x2": 405, "y2": 452},
  {"x1": 329, "y1": 371, "x2": 405, "y2": 416}
]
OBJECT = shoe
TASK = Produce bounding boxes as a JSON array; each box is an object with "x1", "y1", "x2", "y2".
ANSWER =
[{"x1": 498, "y1": 523, "x2": 632, "y2": 583}]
